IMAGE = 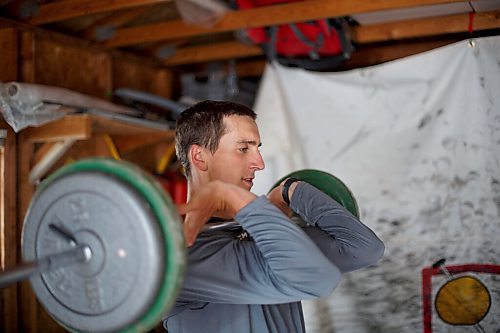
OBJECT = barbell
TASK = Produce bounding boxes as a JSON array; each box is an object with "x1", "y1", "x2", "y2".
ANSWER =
[{"x1": 0, "y1": 158, "x2": 358, "y2": 333}]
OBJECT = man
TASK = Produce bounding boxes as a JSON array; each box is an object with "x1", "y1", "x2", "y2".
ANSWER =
[{"x1": 164, "y1": 100, "x2": 384, "y2": 332}]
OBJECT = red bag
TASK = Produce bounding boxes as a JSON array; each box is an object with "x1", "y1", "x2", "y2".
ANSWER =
[{"x1": 235, "y1": 0, "x2": 354, "y2": 70}]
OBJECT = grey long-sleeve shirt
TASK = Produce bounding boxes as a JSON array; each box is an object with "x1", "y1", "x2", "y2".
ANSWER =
[{"x1": 164, "y1": 182, "x2": 384, "y2": 333}]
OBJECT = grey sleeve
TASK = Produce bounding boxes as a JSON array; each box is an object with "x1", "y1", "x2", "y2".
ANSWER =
[
  {"x1": 176, "y1": 196, "x2": 342, "y2": 305},
  {"x1": 290, "y1": 182, "x2": 385, "y2": 273}
]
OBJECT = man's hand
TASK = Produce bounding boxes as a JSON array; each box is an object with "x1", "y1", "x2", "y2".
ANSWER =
[
  {"x1": 177, "y1": 181, "x2": 257, "y2": 246},
  {"x1": 266, "y1": 178, "x2": 300, "y2": 217}
]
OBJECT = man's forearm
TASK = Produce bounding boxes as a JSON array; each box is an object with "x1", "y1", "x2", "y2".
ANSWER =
[{"x1": 291, "y1": 182, "x2": 385, "y2": 272}]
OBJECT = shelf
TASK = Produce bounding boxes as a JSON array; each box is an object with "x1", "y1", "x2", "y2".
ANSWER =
[{"x1": 23, "y1": 114, "x2": 174, "y2": 143}]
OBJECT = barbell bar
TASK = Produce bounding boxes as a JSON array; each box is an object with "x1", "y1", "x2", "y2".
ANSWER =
[
  {"x1": 0, "y1": 158, "x2": 359, "y2": 333},
  {"x1": 0, "y1": 244, "x2": 90, "y2": 289}
]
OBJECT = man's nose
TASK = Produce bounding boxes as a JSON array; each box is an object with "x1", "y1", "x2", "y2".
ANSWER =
[{"x1": 251, "y1": 151, "x2": 265, "y2": 171}]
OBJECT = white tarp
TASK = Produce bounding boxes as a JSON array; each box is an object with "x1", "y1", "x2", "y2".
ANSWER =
[{"x1": 253, "y1": 36, "x2": 500, "y2": 332}]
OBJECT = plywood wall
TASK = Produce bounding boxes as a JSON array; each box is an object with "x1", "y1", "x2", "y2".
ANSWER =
[
  {"x1": 15, "y1": 32, "x2": 173, "y2": 98},
  {"x1": 0, "y1": 26, "x2": 18, "y2": 333}
]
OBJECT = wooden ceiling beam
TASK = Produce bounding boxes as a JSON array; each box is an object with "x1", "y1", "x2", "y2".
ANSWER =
[
  {"x1": 80, "y1": 7, "x2": 150, "y2": 40},
  {"x1": 174, "y1": 39, "x2": 461, "y2": 77},
  {"x1": 353, "y1": 10, "x2": 500, "y2": 43},
  {"x1": 158, "y1": 10, "x2": 499, "y2": 67},
  {"x1": 143, "y1": 39, "x2": 190, "y2": 59},
  {"x1": 162, "y1": 41, "x2": 263, "y2": 66},
  {"x1": 207, "y1": 40, "x2": 461, "y2": 75},
  {"x1": 105, "y1": 0, "x2": 469, "y2": 47},
  {"x1": 163, "y1": 39, "x2": 457, "y2": 69},
  {"x1": 24, "y1": 0, "x2": 171, "y2": 26}
]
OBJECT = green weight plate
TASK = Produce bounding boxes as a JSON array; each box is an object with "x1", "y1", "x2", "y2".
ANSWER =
[
  {"x1": 26, "y1": 158, "x2": 186, "y2": 333},
  {"x1": 271, "y1": 169, "x2": 360, "y2": 218}
]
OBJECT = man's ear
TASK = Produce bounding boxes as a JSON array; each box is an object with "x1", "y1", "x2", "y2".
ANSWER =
[{"x1": 189, "y1": 144, "x2": 208, "y2": 172}]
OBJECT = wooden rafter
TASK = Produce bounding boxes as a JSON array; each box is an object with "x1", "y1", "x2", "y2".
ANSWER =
[
  {"x1": 105, "y1": 0, "x2": 469, "y2": 47},
  {"x1": 24, "y1": 0, "x2": 171, "y2": 25},
  {"x1": 163, "y1": 41, "x2": 263, "y2": 66},
  {"x1": 157, "y1": 10, "x2": 500, "y2": 67},
  {"x1": 143, "y1": 39, "x2": 190, "y2": 59},
  {"x1": 80, "y1": 7, "x2": 150, "y2": 40},
  {"x1": 354, "y1": 10, "x2": 500, "y2": 43}
]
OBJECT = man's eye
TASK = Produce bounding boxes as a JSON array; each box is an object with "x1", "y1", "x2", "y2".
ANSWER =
[{"x1": 238, "y1": 147, "x2": 248, "y2": 152}]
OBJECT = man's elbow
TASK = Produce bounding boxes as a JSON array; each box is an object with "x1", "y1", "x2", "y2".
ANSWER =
[
  {"x1": 361, "y1": 238, "x2": 385, "y2": 267},
  {"x1": 371, "y1": 239, "x2": 385, "y2": 263}
]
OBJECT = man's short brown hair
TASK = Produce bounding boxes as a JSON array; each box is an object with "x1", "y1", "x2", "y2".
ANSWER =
[{"x1": 175, "y1": 100, "x2": 257, "y2": 177}]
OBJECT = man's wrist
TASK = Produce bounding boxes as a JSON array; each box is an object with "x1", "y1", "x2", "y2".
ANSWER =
[
  {"x1": 282, "y1": 178, "x2": 300, "y2": 205},
  {"x1": 222, "y1": 183, "x2": 258, "y2": 215}
]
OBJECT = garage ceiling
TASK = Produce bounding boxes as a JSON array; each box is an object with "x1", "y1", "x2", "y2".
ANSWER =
[{"x1": 1, "y1": 0, "x2": 499, "y2": 73}]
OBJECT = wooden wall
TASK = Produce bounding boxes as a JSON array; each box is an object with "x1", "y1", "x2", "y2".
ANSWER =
[
  {"x1": 0, "y1": 26, "x2": 19, "y2": 333},
  {"x1": 0, "y1": 26, "x2": 174, "y2": 333}
]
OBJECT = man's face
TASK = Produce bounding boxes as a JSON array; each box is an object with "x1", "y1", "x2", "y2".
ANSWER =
[{"x1": 205, "y1": 115, "x2": 265, "y2": 190}]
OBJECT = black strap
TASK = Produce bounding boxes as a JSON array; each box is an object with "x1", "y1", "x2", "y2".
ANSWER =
[
  {"x1": 282, "y1": 177, "x2": 299, "y2": 205},
  {"x1": 330, "y1": 17, "x2": 354, "y2": 59},
  {"x1": 288, "y1": 23, "x2": 324, "y2": 60},
  {"x1": 263, "y1": 25, "x2": 279, "y2": 62}
]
